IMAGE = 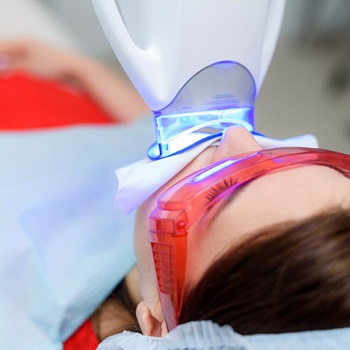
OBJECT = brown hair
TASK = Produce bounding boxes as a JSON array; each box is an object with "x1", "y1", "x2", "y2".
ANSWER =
[{"x1": 179, "y1": 209, "x2": 350, "y2": 334}]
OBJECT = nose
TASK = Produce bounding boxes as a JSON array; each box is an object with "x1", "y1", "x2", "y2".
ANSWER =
[{"x1": 212, "y1": 126, "x2": 263, "y2": 162}]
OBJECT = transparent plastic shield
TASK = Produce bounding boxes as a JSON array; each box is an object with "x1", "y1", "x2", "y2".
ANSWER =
[{"x1": 148, "y1": 61, "x2": 256, "y2": 160}]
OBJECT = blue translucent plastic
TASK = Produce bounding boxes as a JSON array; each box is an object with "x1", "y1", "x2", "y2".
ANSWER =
[{"x1": 148, "y1": 61, "x2": 256, "y2": 160}]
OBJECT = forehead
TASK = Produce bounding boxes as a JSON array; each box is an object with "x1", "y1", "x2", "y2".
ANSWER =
[
  {"x1": 185, "y1": 165, "x2": 350, "y2": 283},
  {"x1": 220, "y1": 165, "x2": 349, "y2": 227}
]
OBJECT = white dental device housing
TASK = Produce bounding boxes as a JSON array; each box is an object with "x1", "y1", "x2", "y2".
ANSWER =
[{"x1": 92, "y1": 0, "x2": 286, "y2": 159}]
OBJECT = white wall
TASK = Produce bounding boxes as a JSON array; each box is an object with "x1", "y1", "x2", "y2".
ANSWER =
[
  {"x1": 281, "y1": 0, "x2": 350, "y2": 39},
  {"x1": 38, "y1": 0, "x2": 118, "y2": 65},
  {"x1": 0, "y1": 0, "x2": 78, "y2": 50},
  {"x1": 44, "y1": 0, "x2": 111, "y2": 53}
]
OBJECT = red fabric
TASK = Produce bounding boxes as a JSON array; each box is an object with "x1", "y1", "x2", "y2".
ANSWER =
[
  {"x1": 0, "y1": 73, "x2": 116, "y2": 129},
  {"x1": 64, "y1": 319, "x2": 100, "y2": 350},
  {"x1": 0, "y1": 73, "x2": 108, "y2": 348}
]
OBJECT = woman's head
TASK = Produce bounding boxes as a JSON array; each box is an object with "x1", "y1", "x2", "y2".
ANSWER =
[
  {"x1": 133, "y1": 127, "x2": 350, "y2": 335},
  {"x1": 180, "y1": 209, "x2": 350, "y2": 334}
]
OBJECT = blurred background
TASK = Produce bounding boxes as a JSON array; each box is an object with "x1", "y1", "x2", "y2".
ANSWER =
[{"x1": 1, "y1": 0, "x2": 349, "y2": 153}]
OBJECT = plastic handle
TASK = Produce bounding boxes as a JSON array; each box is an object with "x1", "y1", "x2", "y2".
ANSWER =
[
  {"x1": 91, "y1": 0, "x2": 159, "y2": 105},
  {"x1": 92, "y1": 0, "x2": 139, "y2": 56}
]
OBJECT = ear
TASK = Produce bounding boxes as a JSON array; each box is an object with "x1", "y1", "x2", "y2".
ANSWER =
[{"x1": 136, "y1": 301, "x2": 168, "y2": 337}]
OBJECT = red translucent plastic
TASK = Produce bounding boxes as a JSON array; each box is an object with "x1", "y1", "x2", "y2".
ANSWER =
[{"x1": 149, "y1": 147, "x2": 350, "y2": 330}]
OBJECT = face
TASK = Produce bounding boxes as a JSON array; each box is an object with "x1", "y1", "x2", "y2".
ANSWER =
[{"x1": 134, "y1": 126, "x2": 350, "y2": 330}]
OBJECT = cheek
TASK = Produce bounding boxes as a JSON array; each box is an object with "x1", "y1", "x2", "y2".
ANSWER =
[
  {"x1": 134, "y1": 203, "x2": 157, "y2": 297},
  {"x1": 185, "y1": 223, "x2": 227, "y2": 285},
  {"x1": 184, "y1": 202, "x2": 248, "y2": 285},
  {"x1": 134, "y1": 148, "x2": 216, "y2": 263},
  {"x1": 134, "y1": 186, "x2": 161, "y2": 261},
  {"x1": 133, "y1": 147, "x2": 218, "y2": 297}
]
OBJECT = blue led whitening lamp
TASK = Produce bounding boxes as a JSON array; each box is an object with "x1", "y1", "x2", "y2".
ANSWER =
[{"x1": 147, "y1": 61, "x2": 256, "y2": 160}]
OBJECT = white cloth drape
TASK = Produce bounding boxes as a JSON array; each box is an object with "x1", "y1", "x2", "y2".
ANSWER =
[{"x1": 0, "y1": 117, "x2": 154, "y2": 350}]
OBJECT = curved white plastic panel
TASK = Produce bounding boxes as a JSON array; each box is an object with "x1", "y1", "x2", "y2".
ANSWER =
[{"x1": 92, "y1": 0, "x2": 286, "y2": 111}]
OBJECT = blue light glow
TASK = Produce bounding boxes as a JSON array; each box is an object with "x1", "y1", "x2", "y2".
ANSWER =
[
  {"x1": 191, "y1": 160, "x2": 236, "y2": 183},
  {"x1": 148, "y1": 61, "x2": 256, "y2": 160}
]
